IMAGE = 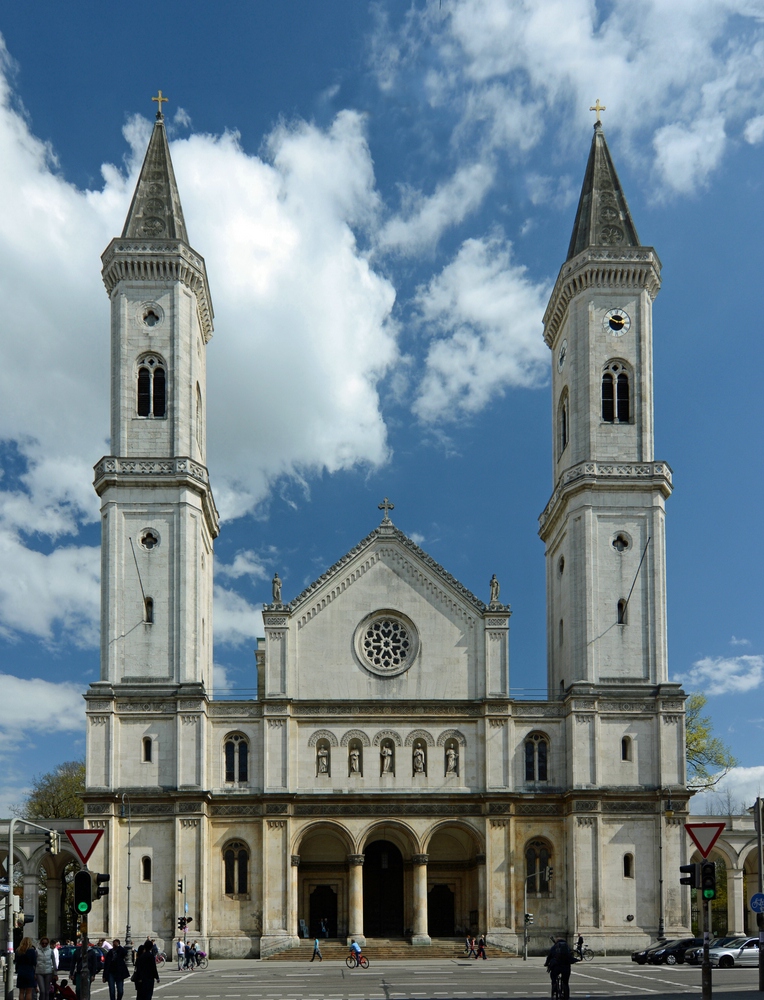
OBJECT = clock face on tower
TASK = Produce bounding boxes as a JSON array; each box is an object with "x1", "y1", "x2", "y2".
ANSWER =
[
  {"x1": 604, "y1": 308, "x2": 631, "y2": 336},
  {"x1": 557, "y1": 338, "x2": 568, "y2": 372}
]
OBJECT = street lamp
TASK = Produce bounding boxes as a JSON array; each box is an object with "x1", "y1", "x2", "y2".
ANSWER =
[
  {"x1": 120, "y1": 794, "x2": 132, "y2": 951},
  {"x1": 657, "y1": 788, "x2": 675, "y2": 940}
]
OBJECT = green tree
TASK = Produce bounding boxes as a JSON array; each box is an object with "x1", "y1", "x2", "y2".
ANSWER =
[
  {"x1": 16, "y1": 759, "x2": 85, "y2": 818},
  {"x1": 685, "y1": 693, "x2": 736, "y2": 790}
]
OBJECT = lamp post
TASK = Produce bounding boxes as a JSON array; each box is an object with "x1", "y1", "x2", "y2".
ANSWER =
[
  {"x1": 120, "y1": 794, "x2": 132, "y2": 952},
  {"x1": 657, "y1": 788, "x2": 674, "y2": 940}
]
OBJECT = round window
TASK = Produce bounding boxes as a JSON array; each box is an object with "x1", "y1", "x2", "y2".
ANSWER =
[{"x1": 354, "y1": 611, "x2": 419, "y2": 678}]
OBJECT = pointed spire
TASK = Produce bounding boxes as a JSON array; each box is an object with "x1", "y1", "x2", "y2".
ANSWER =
[
  {"x1": 566, "y1": 122, "x2": 640, "y2": 261},
  {"x1": 122, "y1": 115, "x2": 188, "y2": 242}
]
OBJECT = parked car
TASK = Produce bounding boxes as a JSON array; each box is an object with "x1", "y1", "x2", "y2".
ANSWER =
[
  {"x1": 632, "y1": 941, "x2": 678, "y2": 965},
  {"x1": 685, "y1": 937, "x2": 738, "y2": 965},
  {"x1": 57, "y1": 945, "x2": 105, "y2": 972},
  {"x1": 709, "y1": 937, "x2": 761, "y2": 968},
  {"x1": 648, "y1": 937, "x2": 704, "y2": 965}
]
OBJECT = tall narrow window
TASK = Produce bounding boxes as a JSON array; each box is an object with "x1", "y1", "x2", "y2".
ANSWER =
[
  {"x1": 525, "y1": 840, "x2": 553, "y2": 893},
  {"x1": 196, "y1": 384, "x2": 203, "y2": 451},
  {"x1": 621, "y1": 736, "x2": 632, "y2": 761},
  {"x1": 136, "y1": 356, "x2": 167, "y2": 418},
  {"x1": 623, "y1": 853, "x2": 634, "y2": 878},
  {"x1": 142, "y1": 737, "x2": 152, "y2": 763},
  {"x1": 616, "y1": 372, "x2": 630, "y2": 422},
  {"x1": 141, "y1": 856, "x2": 152, "y2": 882},
  {"x1": 602, "y1": 362, "x2": 630, "y2": 423},
  {"x1": 617, "y1": 598, "x2": 628, "y2": 625},
  {"x1": 224, "y1": 733, "x2": 249, "y2": 784},
  {"x1": 602, "y1": 372, "x2": 615, "y2": 422},
  {"x1": 223, "y1": 841, "x2": 249, "y2": 897},
  {"x1": 558, "y1": 391, "x2": 569, "y2": 456},
  {"x1": 144, "y1": 597, "x2": 154, "y2": 624},
  {"x1": 525, "y1": 733, "x2": 549, "y2": 782}
]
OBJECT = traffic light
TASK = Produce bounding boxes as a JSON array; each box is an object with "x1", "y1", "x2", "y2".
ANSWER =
[
  {"x1": 44, "y1": 831, "x2": 60, "y2": 855},
  {"x1": 178, "y1": 917, "x2": 186, "y2": 931},
  {"x1": 680, "y1": 862, "x2": 700, "y2": 888},
  {"x1": 74, "y1": 869, "x2": 92, "y2": 915},
  {"x1": 701, "y1": 861, "x2": 716, "y2": 900},
  {"x1": 185, "y1": 917, "x2": 192, "y2": 926},
  {"x1": 545, "y1": 866, "x2": 554, "y2": 881},
  {"x1": 178, "y1": 878, "x2": 186, "y2": 893},
  {"x1": 525, "y1": 913, "x2": 534, "y2": 924},
  {"x1": 95, "y1": 873, "x2": 110, "y2": 900}
]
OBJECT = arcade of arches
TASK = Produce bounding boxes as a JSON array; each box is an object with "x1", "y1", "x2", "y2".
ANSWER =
[{"x1": 293, "y1": 823, "x2": 482, "y2": 943}]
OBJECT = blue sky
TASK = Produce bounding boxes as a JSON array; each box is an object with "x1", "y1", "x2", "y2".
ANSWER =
[{"x1": 0, "y1": 1, "x2": 762, "y2": 815}]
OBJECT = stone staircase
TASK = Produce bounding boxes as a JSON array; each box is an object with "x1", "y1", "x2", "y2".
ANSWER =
[{"x1": 265, "y1": 938, "x2": 515, "y2": 961}]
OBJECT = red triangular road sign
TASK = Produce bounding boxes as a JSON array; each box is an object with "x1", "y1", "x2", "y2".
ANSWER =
[
  {"x1": 685, "y1": 822, "x2": 725, "y2": 858},
  {"x1": 65, "y1": 829, "x2": 103, "y2": 866}
]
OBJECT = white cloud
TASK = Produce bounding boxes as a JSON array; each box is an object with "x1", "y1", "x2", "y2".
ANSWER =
[
  {"x1": 730, "y1": 635, "x2": 751, "y2": 646},
  {"x1": 212, "y1": 662, "x2": 233, "y2": 694},
  {"x1": 378, "y1": 162, "x2": 495, "y2": 255},
  {"x1": 744, "y1": 114, "x2": 764, "y2": 143},
  {"x1": 690, "y1": 765, "x2": 764, "y2": 815},
  {"x1": 652, "y1": 117, "x2": 726, "y2": 196},
  {"x1": 213, "y1": 586, "x2": 263, "y2": 647},
  {"x1": 413, "y1": 235, "x2": 549, "y2": 422},
  {"x1": 0, "y1": 674, "x2": 85, "y2": 738},
  {"x1": 216, "y1": 550, "x2": 271, "y2": 582},
  {"x1": 673, "y1": 654, "x2": 764, "y2": 696}
]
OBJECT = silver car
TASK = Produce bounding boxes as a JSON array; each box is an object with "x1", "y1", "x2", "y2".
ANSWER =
[{"x1": 708, "y1": 937, "x2": 760, "y2": 968}]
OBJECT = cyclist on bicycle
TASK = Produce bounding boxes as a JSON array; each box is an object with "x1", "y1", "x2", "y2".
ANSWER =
[
  {"x1": 349, "y1": 939, "x2": 363, "y2": 965},
  {"x1": 575, "y1": 934, "x2": 584, "y2": 961},
  {"x1": 544, "y1": 937, "x2": 577, "y2": 999}
]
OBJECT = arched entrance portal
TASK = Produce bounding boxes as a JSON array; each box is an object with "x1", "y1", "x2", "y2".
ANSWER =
[
  {"x1": 428, "y1": 884, "x2": 455, "y2": 936},
  {"x1": 309, "y1": 885, "x2": 337, "y2": 938},
  {"x1": 363, "y1": 840, "x2": 404, "y2": 936}
]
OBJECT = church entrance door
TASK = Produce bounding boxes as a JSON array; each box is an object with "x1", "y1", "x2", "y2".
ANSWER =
[
  {"x1": 363, "y1": 840, "x2": 404, "y2": 937},
  {"x1": 427, "y1": 884, "x2": 455, "y2": 936},
  {"x1": 309, "y1": 885, "x2": 337, "y2": 938}
]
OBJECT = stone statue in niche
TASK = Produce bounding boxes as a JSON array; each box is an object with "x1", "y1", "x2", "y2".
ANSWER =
[
  {"x1": 413, "y1": 744, "x2": 425, "y2": 773},
  {"x1": 349, "y1": 747, "x2": 360, "y2": 773},
  {"x1": 489, "y1": 574, "x2": 500, "y2": 604},
  {"x1": 317, "y1": 746, "x2": 329, "y2": 774},
  {"x1": 272, "y1": 572, "x2": 282, "y2": 604},
  {"x1": 380, "y1": 743, "x2": 393, "y2": 774},
  {"x1": 445, "y1": 746, "x2": 458, "y2": 774}
]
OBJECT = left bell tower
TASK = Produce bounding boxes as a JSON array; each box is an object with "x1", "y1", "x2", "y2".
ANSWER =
[{"x1": 93, "y1": 101, "x2": 219, "y2": 692}]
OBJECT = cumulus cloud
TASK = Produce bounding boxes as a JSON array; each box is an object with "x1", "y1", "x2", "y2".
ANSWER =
[
  {"x1": 673, "y1": 654, "x2": 764, "y2": 696},
  {"x1": 0, "y1": 674, "x2": 85, "y2": 738},
  {"x1": 213, "y1": 586, "x2": 264, "y2": 646},
  {"x1": 373, "y1": 0, "x2": 764, "y2": 196},
  {"x1": 413, "y1": 235, "x2": 549, "y2": 421},
  {"x1": 216, "y1": 550, "x2": 271, "y2": 582},
  {"x1": 690, "y1": 765, "x2": 764, "y2": 814}
]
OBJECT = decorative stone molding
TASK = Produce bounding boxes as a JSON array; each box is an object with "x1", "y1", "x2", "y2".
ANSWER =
[
  {"x1": 486, "y1": 618, "x2": 510, "y2": 627},
  {"x1": 178, "y1": 802, "x2": 203, "y2": 813},
  {"x1": 340, "y1": 729, "x2": 371, "y2": 747},
  {"x1": 291, "y1": 855, "x2": 301, "y2": 867},
  {"x1": 180, "y1": 819, "x2": 199, "y2": 828},
  {"x1": 211, "y1": 805, "x2": 262, "y2": 816},
  {"x1": 488, "y1": 803, "x2": 511, "y2": 814},
  {"x1": 436, "y1": 729, "x2": 466, "y2": 747},
  {"x1": 115, "y1": 701, "x2": 175, "y2": 713},
  {"x1": 307, "y1": 729, "x2": 339, "y2": 748},
  {"x1": 87, "y1": 701, "x2": 112, "y2": 711},
  {"x1": 574, "y1": 801, "x2": 599, "y2": 812},
  {"x1": 575, "y1": 716, "x2": 593, "y2": 725},
  {"x1": 404, "y1": 729, "x2": 435, "y2": 747},
  {"x1": 292, "y1": 702, "x2": 481, "y2": 716},
  {"x1": 90, "y1": 716, "x2": 108, "y2": 725},
  {"x1": 488, "y1": 718, "x2": 506, "y2": 728},
  {"x1": 85, "y1": 803, "x2": 110, "y2": 814},
  {"x1": 412, "y1": 854, "x2": 429, "y2": 866},
  {"x1": 516, "y1": 803, "x2": 560, "y2": 816},
  {"x1": 209, "y1": 703, "x2": 260, "y2": 717},
  {"x1": 181, "y1": 715, "x2": 198, "y2": 725},
  {"x1": 131, "y1": 804, "x2": 173, "y2": 814},
  {"x1": 513, "y1": 704, "x2": 563, "y2": 717},
  {"x1": 490, "y1": 818, "x2": 509, "y2": 828},
  {"x1": 295, "y1": 802, "x2": 481, "y2": 817},
  {"x1": 573, "y1": 700, "x2": 597, "y2": 710},
  {"x1": 347, "y1": 854, "x2": 365, "y2": 866},
  {"x1": 94, "y1": 456, "x2": 209, "y2": 485},
  {"x1": 661, "y1": 701, "x2": 685, "y2": 711},
  {"x1": 577, "y1": 817, "x2": 596, "y2": 827},
  {"x1": 266, "y1": 820, "x2": 287, "y2": 830},
  {"x1": 267, "y1": 719, "x2": 286, "y2": 729},
  {"x1": 602, "y1": 801, "x2": 654, "y2": 813},
  {"x1": 663, "y1": 715, "x2": 682, "y2": 724},
  {"x1": 264, "y1": 617, "x2": 287, "y2": 626},
  {"x1": 265, "y1": 803, "x2": 289, "y2": 814},
  {"x1": 88, "y1": 821, "x2": 108, "y2": 830},
  {"x1": 372, "y1": 730, "x2": 402, "y2": 747}
]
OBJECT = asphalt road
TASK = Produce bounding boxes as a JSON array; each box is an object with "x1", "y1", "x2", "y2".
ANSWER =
[{"x1": 85, "y1": 956, "x2": 763, "y2": 1000}]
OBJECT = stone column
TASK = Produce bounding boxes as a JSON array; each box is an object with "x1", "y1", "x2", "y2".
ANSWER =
[
  {"x1": 46, "y1": 877, "x2": 62, "y2": 940},
  {"x1": 347, "y1": 854, "x2": 365, "y2": 946},
  {"x1": 475, "y1": 853, "x2": 487, "y2": 936},
  {"x1": 290, "y1": 855, "x2": 301, "y2": 939},
  {"x1": 411, "y1": 854, "x2": 431, "y2": 946},
  {"x1": 22, "y1": 873, "x2": 39, "y2": 940},
  {"x1": 727, "y1": 866, "x2": 745, "y2": 936}
]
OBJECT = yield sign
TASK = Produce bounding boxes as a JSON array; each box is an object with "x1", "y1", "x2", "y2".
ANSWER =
[
  {"x1": 685, "y1": 822, "x2": 725, "y2": 858},
  {"x1": 65, "y1": 828, "x2": 104, "y2": 866}
]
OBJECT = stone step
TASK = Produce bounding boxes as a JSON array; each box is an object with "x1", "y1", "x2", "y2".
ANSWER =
[{"x1": 265, "y1": 938, "x2": 514, "y2": 961}]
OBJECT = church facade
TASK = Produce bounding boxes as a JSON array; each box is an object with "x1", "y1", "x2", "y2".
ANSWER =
[{"x1": 83, "y1": 110, "x2": 691, "y2": 957}]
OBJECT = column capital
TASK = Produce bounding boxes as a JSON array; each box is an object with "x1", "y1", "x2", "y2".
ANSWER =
[
  {"x1": 348, "y1": 853, "x2": 365, "y2": 866},
  {"x1": 290, "y1": 854, "x2": 301, "y2": 867},
  {"x1": 412, "y1": 853, "x2": 429, "y2": 866}
]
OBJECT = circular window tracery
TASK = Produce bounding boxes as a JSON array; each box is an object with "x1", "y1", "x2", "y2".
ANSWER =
[{"x1": 354, "y1": 611, "x2": 419, "y2": 678}]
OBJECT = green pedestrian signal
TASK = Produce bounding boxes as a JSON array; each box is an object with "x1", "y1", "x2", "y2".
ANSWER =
[
  {"x1": 700, "y1": 861, "x2": 716, "y2": 900},
  {"x1": 74, "y1": 869, "x2": 92, "y2": 914}
]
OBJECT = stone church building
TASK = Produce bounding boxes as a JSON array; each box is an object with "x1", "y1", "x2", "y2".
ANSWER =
[{"x1": 83, "y1": 108, "x2": 691, "y2": 957}]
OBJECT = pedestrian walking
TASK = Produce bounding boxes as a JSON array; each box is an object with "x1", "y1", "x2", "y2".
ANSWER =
[
  {"x1": 16, "y1": 937, "x2": 37, "y2": 1000},
  {"x1": 132, "y1": 940, "x2": 160, "y2": 1000},
  {"x1": 476, "y1": 935, "x2": 487, "y2": 960},
  {"x1": 36, "y1": 936, "x2": 56, "y2": 1000},
  {"x1": 103, "y1": 939, "x2": 130, "y2": 1000},
  {"x1": 310, "y1": 937, "x2": 322, "y2": 962},
  {"x1": 467, "y1": 936, "x2": 477, "y2": 959},
  {"x1": 464, "y1": 933, "x2": 471, "y2": 954}
]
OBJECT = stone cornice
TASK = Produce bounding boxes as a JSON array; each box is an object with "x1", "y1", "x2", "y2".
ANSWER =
[
  {"x1": 539, "y1": 460, "x2": 672, "y2": 539},
  {"x1": 94, "y1": 455, "x2": 220, "y2": 537},
  {"x1": 543, "y1": 247, "x2": 661, "y2": 348},
  {"x1": 101, "y1": 238, "x2": 214, "y2": 343}
]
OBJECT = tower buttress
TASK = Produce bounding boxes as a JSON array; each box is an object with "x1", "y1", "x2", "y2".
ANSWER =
[
  {"x1": 539, "y1": 122, "x2": 672, "y2": 697},
  {"x1": 93, "y1": 109, "x2": 219, "y2": 693}
]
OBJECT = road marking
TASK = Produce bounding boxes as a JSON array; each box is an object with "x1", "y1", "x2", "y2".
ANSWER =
[{"x1": 571, "y1": 970, "x2": 663, "y2": 993}]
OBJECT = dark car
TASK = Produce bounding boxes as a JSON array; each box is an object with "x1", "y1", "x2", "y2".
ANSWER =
[
  {"x1": 58, "y1": 945, "x2": 105, "y2": 972},
  {"x1": 632, "y1": 940, "x2": 677, "y2": 965},
  {"x1": 685, "y1": 937, "x2": 738, "y2": 965},
  {"x1": 648, "y1": 937, "x2": 704, "y2": 965}
]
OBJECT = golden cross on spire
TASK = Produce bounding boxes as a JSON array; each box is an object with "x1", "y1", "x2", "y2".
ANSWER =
[
  {"x1": 589, "y1": 99, "x2": 606, "y2": 123},
  {"x1": 152, "y1": 90, "x2": 168, "y2": 118}
]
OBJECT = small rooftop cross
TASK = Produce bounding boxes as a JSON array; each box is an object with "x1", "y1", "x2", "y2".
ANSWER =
[
  {"x1": 589, "y1": 99, "x2": 606, "y2": 123},
  {"x1": 378, "y1": 497, "x2": 395, "y2": 522},
  {"x1": 152, "y1": 90, "x2": 168, "y2": 118}
]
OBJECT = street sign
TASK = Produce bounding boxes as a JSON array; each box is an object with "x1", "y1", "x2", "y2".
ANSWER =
[
  {"x1": 751, "y1": 893, "x2": 764, "y2": 913},
  {"x1": 685, "y1": 822, "x2": 725, "y2": 858},
  {"x1": 65, "y1": 828, "x2": 104, "y2": 866}
]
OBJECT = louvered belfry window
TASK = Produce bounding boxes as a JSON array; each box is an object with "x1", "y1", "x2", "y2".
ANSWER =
[{"x1": 137, "y1": 356, "x2": 167, "y2": 417}]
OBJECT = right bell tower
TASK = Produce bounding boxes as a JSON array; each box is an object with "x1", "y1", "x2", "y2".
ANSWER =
[{"x1": 539, "y1": 118, "x2": 673, "y2": 696}]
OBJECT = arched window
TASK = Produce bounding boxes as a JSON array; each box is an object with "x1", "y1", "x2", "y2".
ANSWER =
[
  {"x1": 137, "y1": 355, "x2": 167, "y2": 418},
  {"x1": 558, "y1": 390, "x2": 569, "y2": 457},
  {"x1": 141, "y1": 856, "x2": 152, "y2": 882},
  {"x1": 525, "y1": 733, "x2": 549, "y2": 782},
  {"x1": 142, "y1": 737, "x2": 152, "y2": 763},
  {"x1": 617, "y1": 598, "x2": 628, "y2": 625},
  {"x1": 144, "y1": 597, "x2": 154, "y2": 624},
  {"x1": 196, "y1": 383, "x2": 203, "y2": 451},
  {"x1": 224, "y1": 733, "x2": 249, "y2": 784},
  {"x1": 525, "y1": 840, "x2": 553, "y2": 893},
  {"x1": 621, "y1": 736, "x2": 632, "y2": 761},
  {"x1": 623, "y1": 853, "x2": 634, "y2": 879},
  {"x1": 602, "y1": 362, "x2": 630, "y2": 423},
  {"x1": 223, "y1": 841, "x2": 249, "y2": 897}
]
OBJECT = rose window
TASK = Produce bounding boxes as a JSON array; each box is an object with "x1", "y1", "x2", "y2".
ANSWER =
[{"x1": 355, "y1": 611, "x2": 419, "y2": 677}]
